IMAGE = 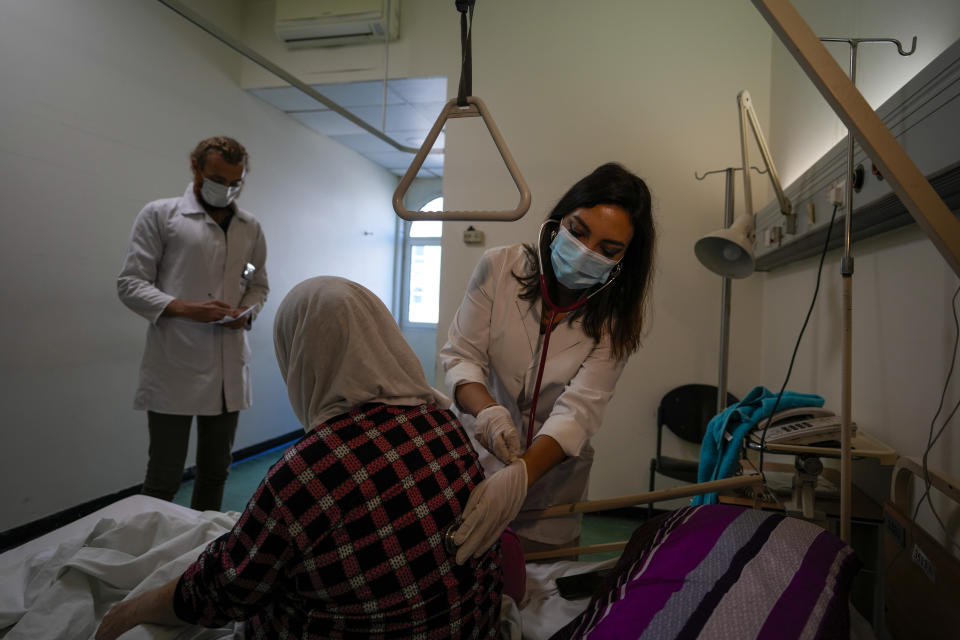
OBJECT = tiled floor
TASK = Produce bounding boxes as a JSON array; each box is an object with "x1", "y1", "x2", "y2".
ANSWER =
[
  {"x1": 579, "y1": 513, "x2": 642, "y2": 562},
  {"x1": 174, "y1": 445, "x2": 645, "y2": 562},
  {"x1": 172, "y1": 444, "x2": 290, "y2": 513}
]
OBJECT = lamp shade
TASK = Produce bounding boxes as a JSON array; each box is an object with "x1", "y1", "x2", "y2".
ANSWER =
[{"x1": 694, "y1": 213, "x2": 756, "y2": 279}]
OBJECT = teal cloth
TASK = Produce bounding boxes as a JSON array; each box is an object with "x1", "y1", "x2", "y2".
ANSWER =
[{"x1": 692, "y1": 386, "x2": 824, "y2": 505}]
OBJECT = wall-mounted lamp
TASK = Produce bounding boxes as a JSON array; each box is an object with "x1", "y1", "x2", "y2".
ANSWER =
[{"x1": 695, "y1": 90, "x2": 792, "y2": 278}]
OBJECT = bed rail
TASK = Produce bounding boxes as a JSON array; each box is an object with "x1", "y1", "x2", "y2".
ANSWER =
[
  {"x1": 891, "y1": 455, "x2": 960, "y2": 513},
  {"x1": 518, "y1": 474, "x2": 763, "y2": 561},
  {"x1": 883, "y1": 456, "x2": 960, "y2": 640}
]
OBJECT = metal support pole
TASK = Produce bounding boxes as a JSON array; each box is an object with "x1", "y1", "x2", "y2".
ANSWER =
[
  {"x1": 841, "y1": 276, "x2": 853, "y2": 541},
  {"x1": 842, "y1": 41, "x2": 859, "y2": 271},
  {"x1": 718, "y1": 168, "x2": 735, "y2": 413},
  {"x1": 838, "y1": 41, "x2": 858, "y2": 544}
]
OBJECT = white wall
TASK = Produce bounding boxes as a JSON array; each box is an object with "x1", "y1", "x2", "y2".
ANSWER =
[
  {"x1": 764, "y1": 0, "x2": 960, "y2": 538},
  {"x1": 0, "y1": 0, "x2": 399, "y2": 531}
]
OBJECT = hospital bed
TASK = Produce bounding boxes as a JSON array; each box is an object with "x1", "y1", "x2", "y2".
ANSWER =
[
  {"x1": 515, "y1": 475, "x2": 862, "y2": 640},
  {"x1": 0, "y1": 475, "x2": 861, "y2": 640},
  {"x1": 882, "y1": 457, "x2": 960, "y2": 640}
]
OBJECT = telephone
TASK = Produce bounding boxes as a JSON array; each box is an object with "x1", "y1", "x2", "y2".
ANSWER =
[{"x1": 750, "y1": 407, "x2": 856, "y2": 446}]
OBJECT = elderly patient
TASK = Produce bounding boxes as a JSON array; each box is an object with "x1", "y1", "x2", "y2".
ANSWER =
[{"x1": 97, "y1": 276, "x2": 502, "y2": 639}]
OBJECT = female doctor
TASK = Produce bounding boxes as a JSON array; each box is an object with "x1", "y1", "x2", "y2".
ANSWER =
[{"x1": 443, "y1": 163, "x2": 656, "y2": 562}]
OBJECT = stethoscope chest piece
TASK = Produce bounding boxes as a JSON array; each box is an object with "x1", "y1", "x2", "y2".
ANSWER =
[{"x1": 444, "y1": 517, "x2": 463, "y2": 555}]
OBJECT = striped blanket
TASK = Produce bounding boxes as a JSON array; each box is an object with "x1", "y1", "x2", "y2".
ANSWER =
[{"x1": 552, "y1": 504, "x2": 859, "y2": 640}]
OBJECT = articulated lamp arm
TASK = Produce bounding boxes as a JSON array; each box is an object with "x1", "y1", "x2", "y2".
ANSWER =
[
  {"x1": 694, "y1": 90, "x2": 793, "y2": 279},
  {"x1": 739, "y1": 90, "x2": 794, "y2": 232}
]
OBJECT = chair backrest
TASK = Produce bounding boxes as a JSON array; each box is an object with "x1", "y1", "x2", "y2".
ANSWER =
[{"x1": 657, "y1": 384, "x2": 739, "y2": 445}]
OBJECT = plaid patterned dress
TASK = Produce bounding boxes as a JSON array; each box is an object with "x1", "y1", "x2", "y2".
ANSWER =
[{"x1": 173, "y1": 403, "x2": 502, "y2": 639}]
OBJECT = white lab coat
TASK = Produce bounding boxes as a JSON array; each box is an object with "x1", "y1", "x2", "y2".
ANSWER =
[
  {"x1": 440, "y1": 244, "x2": 626, "y2": 544},
  {"x1": 117, "y1": 185, "x2": 269, "y2": 415}
]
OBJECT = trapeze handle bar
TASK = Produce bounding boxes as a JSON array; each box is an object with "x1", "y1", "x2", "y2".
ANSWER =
[{"x1": 393, "y1": 96, "x2": 531, "y2": 221}]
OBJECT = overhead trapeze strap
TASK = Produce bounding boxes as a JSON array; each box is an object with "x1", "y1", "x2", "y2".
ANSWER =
[
  {"x1": 392, "y1": 0, "x2": 531, "y2": 222},
  {"x1": 456, "y1": 0, "x2": 473, "y2": 107}
]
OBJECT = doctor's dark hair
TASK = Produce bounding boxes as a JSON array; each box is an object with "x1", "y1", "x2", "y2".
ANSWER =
[
  {"x1": 514, "y1": 162, "x2": 655, "y2": 360},
  {"x1": 190, "y1": 136, "x2": 248, "y2": 171}
]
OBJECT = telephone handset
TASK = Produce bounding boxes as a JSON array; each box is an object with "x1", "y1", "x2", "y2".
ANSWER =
[{"x1": 751, "y1": 407, "x2": 856, "y2": 445}]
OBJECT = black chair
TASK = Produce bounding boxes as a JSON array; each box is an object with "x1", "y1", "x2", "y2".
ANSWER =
[{"x1": 647, "y1": 384, "x2": 738, "y2": 518}]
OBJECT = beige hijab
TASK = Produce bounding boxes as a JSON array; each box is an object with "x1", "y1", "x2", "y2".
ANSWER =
[{"x1": 274, "y1": 276, "x2": 450, "y2": 431}]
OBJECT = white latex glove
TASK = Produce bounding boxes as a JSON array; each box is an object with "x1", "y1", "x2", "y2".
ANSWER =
[
  {"x1": 453, "y1": 459, "x2": 528, "y2": 564},
  {"x1": 475, "y1": 404, "x2": 523, "y2": 464}
]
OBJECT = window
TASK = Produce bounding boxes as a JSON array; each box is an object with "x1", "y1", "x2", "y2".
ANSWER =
[{"x1": 401, "y1": 198, "x2": 443, "y2": 326}]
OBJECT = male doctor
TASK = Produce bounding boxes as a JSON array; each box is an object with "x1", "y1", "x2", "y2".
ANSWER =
[{"x1": 117, "y1": 136, "x2": 269, "y2": 511}]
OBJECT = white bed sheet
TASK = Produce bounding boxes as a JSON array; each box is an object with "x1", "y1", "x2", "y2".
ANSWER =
[
  {"x1": 0, "y1": 496, "x2": 241, "y2": 640},
  {"x1": 517, "y1": 557, "x2": 617, "y2": 640},
  {"x1": 0, "y1": 496, "x2": 606, "y2": 640}
]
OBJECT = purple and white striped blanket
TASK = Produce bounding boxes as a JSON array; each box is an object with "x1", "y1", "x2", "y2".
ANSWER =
[{"x1": 552, "y1": 504, "x2": 859, "y2": 640}]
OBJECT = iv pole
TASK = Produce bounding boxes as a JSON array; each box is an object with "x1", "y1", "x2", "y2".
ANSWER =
[
  {"x1": 819, "y1": 36, "x2": 916, "y2": 542},
  {"x1": 750, "y1": 0, "x2": 959, "y2": 546}
]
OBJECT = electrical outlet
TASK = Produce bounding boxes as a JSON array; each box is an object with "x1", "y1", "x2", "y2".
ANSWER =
[
  {"x1": 462, "y1": 226, "x2": 485, "y2": 245},
  {"x1": 829, "y1": 181, "x2": 845, "y2": 209},
  {"x1": 765, "y1": 225, "x2": 782, "y2": 247}
]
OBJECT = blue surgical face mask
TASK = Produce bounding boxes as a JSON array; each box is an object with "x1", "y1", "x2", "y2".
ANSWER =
[
  {"x1": 549, "y1": 224, "x2": 621, "y2": 290},
  {"x1": 200, "y1": 178, "x2": 242, "y2": 208}
]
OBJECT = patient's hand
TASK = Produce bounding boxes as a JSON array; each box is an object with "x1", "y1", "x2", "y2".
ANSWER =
[
  {"x1": 96, "y1": 596, "x2": 140, "y2": 640},
  {"x1": 96, "y1": 578, "x2": 182, "y2": 640}
]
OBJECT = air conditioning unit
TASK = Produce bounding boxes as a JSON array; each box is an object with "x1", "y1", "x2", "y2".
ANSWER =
[{"x1": 275, "y1": 0, "x2": 400, "y2": 48}]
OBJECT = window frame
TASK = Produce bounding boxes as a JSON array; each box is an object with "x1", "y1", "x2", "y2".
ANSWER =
[{"x1": 398, "y1": 206, "x2": 443, "y2": 329}]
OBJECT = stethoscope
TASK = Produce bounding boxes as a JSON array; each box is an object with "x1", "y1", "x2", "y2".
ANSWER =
[
  {"x1": 525, "y1": 219, "x2": 621, "y2": 448},
  {"x1": 443, "y1": 219, "x2": 622, "y2": 556}
]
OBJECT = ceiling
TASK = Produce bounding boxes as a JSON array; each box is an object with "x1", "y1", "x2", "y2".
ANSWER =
[{"x1": 248, "y1": 76, "x2": 447, "y2": 177}]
